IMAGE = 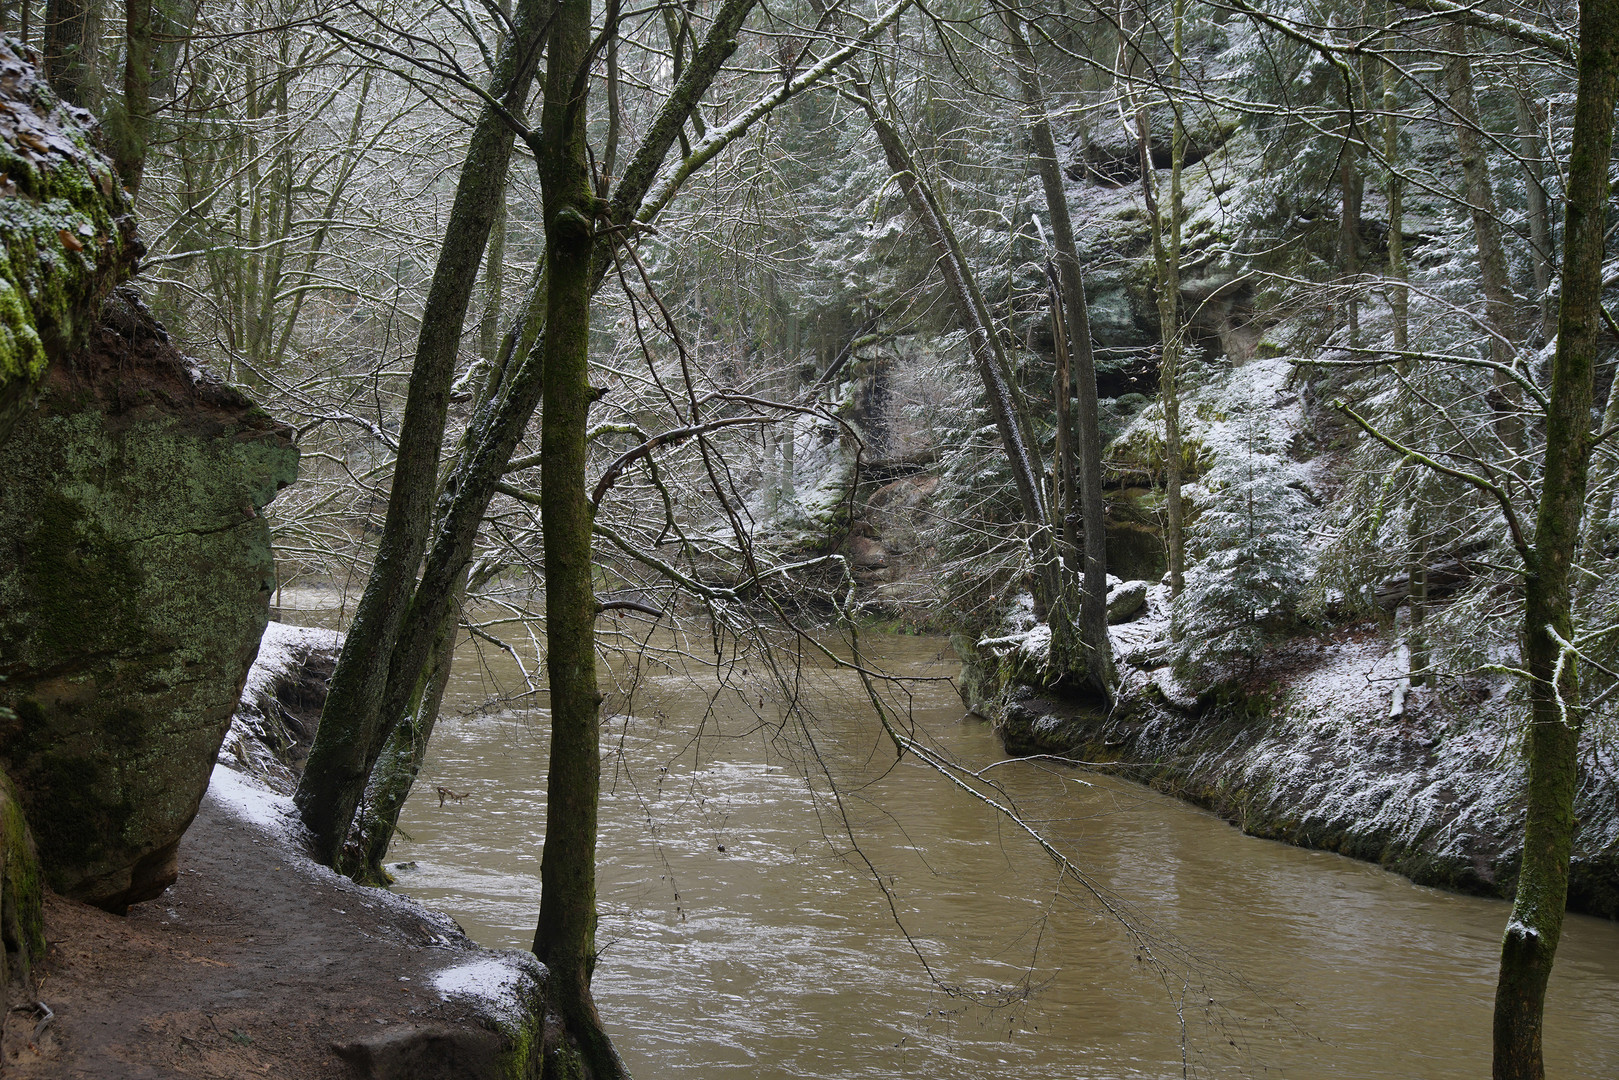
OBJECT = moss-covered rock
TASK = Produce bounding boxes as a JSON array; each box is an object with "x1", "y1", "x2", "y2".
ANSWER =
[
  {"x1": 0, "y1": 290, "x2": 297, "y2": 912},
  {"x1": 1, "y1": 765, "x2": 45, "y2": 1019},
  {"x1": 0, "y1": 38, "x2": 139, "y2": 444}
]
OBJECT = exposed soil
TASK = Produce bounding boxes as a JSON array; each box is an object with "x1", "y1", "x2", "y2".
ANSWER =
[{"x1": 1, "y1": 776, "x2": 529, "y2": 1079}]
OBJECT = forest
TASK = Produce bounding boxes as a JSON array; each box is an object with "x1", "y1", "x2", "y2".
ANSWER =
[{"x1": 1, "y1": 0, "x2": 1619, "y2": 1074}]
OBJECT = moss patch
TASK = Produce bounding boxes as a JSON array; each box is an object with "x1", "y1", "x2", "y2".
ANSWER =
[
  {"x1": 0, "y1": 39, "x2": 139, "y2": 441},
  {"x1": 0, "y1": 295, "x2": 296, "y2": 910}
]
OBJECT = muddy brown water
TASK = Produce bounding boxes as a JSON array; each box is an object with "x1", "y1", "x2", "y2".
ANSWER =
[{"x1": 275, "y1": 601, "x2": 1619, "y2": 1079}]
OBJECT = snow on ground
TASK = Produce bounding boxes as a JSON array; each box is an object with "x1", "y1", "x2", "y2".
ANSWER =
[
  {"x1": 207, "y1": 761, "x2": 301, "y2": 837},
  {"x1": 206, "y1": 758, "x2": 472, "y2": 945}
]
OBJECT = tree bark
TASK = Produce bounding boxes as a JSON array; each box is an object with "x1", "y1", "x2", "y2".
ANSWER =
[
  {"x1": 1002, "y1": 3, "x2": 1114, "y2": 693},
  {"x1": 42, "y1": 0, "x2": 91, "y2": 105},
  {"x1": 1136, "y1": 0, "x2": 1185, "y2": 598},
  {"x1": 1514, "y1": 88, "x2": 1555, "y2": 345},
  {"x1": 114, "y1": 0, "x2": 154, "y2": 194},
  {"x1": 1493, "y1": 0, "x2": 1619, "y2": 1075},
  {"x1": 294, "y1": 0, "x2": 549, "y2": 866}
]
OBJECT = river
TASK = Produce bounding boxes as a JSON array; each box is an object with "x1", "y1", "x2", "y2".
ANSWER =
[{"x1": 374, "y1": 627, "x2": 1619, "y2": 1079}]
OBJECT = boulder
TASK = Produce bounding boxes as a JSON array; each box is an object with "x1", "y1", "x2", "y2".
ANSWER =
[
  {"x1": 0, "y1": 290, "x2": 297, "y2": 912},
  {"x1": 847, "y1": 533, "x2": 889, "y2": 569},
  {"x1": 1106, "y1": 579, "x2": 1150, "y2": 623},
  {"x1": 0, "y1": 38, "x2": 139, "y2": 443},
  {"x1": 219, "y1": 621, "x2": 342, "y2": 794}
]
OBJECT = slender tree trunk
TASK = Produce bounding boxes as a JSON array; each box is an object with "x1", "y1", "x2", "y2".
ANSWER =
[
  {"x1": 294, "y1": 0, "x2": 549, "y2": 866},
  {"x1": 1383, "y1": 37, "x2": 1407, "y2": 355},
  {"x1": 354, "y1": 597, "x2": 461, "y2": 885},
  {"x1": 1446, "y1": 24, "x2": 1520, "y2": 451},
  {"x1": 1407, "y1": 498, "x2": 1428, "y2": 686},
  {"x1": 1514, "y1": 88, "x2": 1556, "y2": 345},
  {"x1": 1493, "y1": 1, "x2": 1619, "y2": 1075},
  {"x1": 481, "y1": 186, "x2": 508, "y2": 364},
  {"x1": 528, "y1": 0, "x2": 628, "y2": 1074},
  {"x1": 114, "y1": 0, "x2": 154, "y2": 194},
  {"x1": 1383, "y1": 23, "x2": 1424, "y2": 682},
  {"x1": 1003, "y1": 2, "x2": 1114, "y2": 693},
  {"x1": 854, "y1": 78, "x2": 1067, "y2": 626},
  {"x1": 1137, "y1": 0, "x2": 1185, "y2": 598},
  {"x1": 339, "y1": 0, "x2": 765, "y2": 886},
  {"x1": 354, "y1": 558, "x2": 502, "y2": 882},
  {"x1": 1340, "y1": 124, "x2": 1363, "y2": 346}
]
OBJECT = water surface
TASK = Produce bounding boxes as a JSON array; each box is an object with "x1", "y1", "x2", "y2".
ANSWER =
[{"x1": 375, "y1": 628, "x2": 1619, "y2": 1079}]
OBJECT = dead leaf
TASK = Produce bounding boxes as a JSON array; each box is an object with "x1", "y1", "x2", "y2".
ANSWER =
[{"x1": 58, "y1": 228, "x2": 83, "y2": 252}]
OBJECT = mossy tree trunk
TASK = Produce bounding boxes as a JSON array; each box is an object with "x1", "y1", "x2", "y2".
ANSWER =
[
  {"x1": 1493, "y1": 0, "x2": 1619, "y2": 1075},
  {"x1": 294, "y1": 0, "x2": 550, "y2": 866},
  {"x1": 528, "y1": 0, "x2": 628, "y2": 1074}
]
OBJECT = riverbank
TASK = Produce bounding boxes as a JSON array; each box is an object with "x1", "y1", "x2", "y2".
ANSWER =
[
  {"x1": 0, "y1": 763, "x2": 546, "y2": 1079},
  {"x1": 961, "y1": 588, "x2": 1619, "y2": 919}
]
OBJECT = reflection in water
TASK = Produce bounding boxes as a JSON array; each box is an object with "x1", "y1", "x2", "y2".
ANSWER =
[{"x1": 377, "y1": 630, "x2": 1619, "y2": 1079}]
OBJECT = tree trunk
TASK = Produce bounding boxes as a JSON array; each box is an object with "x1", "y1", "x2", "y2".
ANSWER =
[
  {"x1": 1003, "y1": 3, "x2": 1114, "y2": 693},
  {"x1": 481, "y1": 186, "x2": 509, "y2": 364},
  {"x1": 1493, "y1": 1, "x2": 1619, "y2": 1075},
  {"x1": 1446, "y1": 23, "x2": 1520, "y2": 451},
  {"x1": 1383, "y1": 42, "x2": 1407, "y2": 354},
  {"x1": 294, "y1": 0, "x2": 549, "y2": 866},
  {"x1": 1340, "y1": 120, "x2": 1363, "y2": 346},
  {"x1": 354, "y1": 596, "x2": 461, "y2": 885},
  {"x1": 42, "y1": 0, "x2": 91, "y2": 105},
  {"x1": 1137, "y1": 0, "x2": 1185, "y2": 598},
  {"x1": 1514, "y1": 88, "x2": 1556, "y2": 345},
  {"x1": 527, "y1": 0, "x2": 628, "y2": 1073},
  {"x1": 337, "y1": 0, "x2": 766, "y2": 887},
  {"x1": 113, "y1": 0, "x2": 154, "y2": 194}
]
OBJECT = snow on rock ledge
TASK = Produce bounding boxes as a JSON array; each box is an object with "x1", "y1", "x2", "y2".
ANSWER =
[{"x1": 220, "y1": 621, "x2": 342, "y2": 794}]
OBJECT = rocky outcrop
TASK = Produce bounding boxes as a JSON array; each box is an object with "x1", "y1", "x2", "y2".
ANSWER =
[
  {"x1": 219, "y1": 621, "x2": 342, "y2": 793},
  {"x1": 0, "y1": 290, "x2": 298, "y2": 912},
  {"x1": 0, "y1": 768, "x2": 45, "y2": 1025},
  {"x1": 0, "y1": 38, "x2": 139, "y2": 443}
]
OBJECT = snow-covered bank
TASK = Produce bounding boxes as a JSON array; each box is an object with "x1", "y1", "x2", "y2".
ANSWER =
[{"x1": 961, "y1": 619, "x2": 1619, "y2": 918}]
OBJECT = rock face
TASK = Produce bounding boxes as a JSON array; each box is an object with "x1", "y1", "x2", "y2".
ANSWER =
[
  {"x1": 0, "y1": 768, "x2": 45, "y2": 1022},
  {"x1": 0, "y1": 290, "x2": 298, "y2": 912},
  {"x1": 0, "y1": 38, "x2": 139, "y2": 443}
]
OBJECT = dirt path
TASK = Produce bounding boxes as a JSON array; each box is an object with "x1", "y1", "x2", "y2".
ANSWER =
[{"x1": 2, "y1": 767, "x2": 542, "y2": 1079}]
